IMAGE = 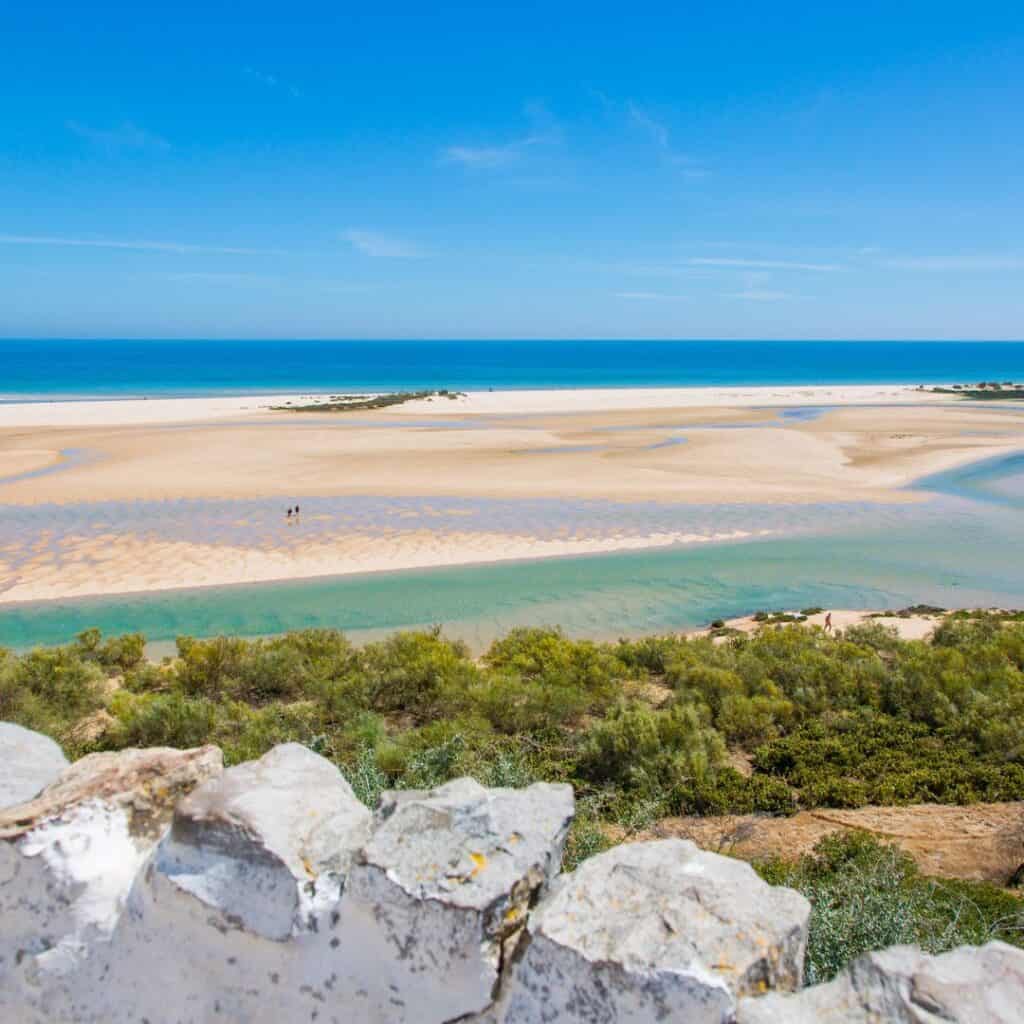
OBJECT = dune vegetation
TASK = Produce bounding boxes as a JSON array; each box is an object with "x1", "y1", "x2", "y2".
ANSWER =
[{"x1": 2, "y1": 613, "x2": 1023, "y2": 979}]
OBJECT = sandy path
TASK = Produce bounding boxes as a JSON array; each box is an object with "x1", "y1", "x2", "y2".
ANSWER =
[{"x1": 627, "y1": 802, "x2": 1024, "y2": 883}]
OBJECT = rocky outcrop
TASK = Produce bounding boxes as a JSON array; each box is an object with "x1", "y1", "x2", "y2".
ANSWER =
[
  {"x1": 495, "y1": 839, "x2": 808, "y2": 1023},
  {"x1": 0, "y1": 744, "x2": 222, "y2": 1021},
  {"x1": 0, "y1": 722, "x2": 68, "y2": 809},
  {"x1": 737, "y1": 941, "x2": 1024, "y2": 1023},
  {"x1": 343, "y1": 777, "x2": 574, "y2": 1021},
  {"x1": 0, "y1": 724, "x2": 1018, "y2": 1023}
]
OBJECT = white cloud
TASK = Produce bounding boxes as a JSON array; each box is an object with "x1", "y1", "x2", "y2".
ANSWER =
[
  {"x1": 243, "y1": 66, "x2": 301, "y2": 98},
  {"x1": 689, "y1": 257, "x2": 841, "y2": 272},
  {"x1": 626, "y1": 102, "x2": 707, "y2": 177},
  {"x1": 627, "y1": 102, "x2": 669, "y2": 149},
  {"x1": 159, "y1": 272, "x2": 279, "y2": 283},
  {"x1": 342, "y1": 229, "x2": 426, "y2": 259},
  {"x1": 67, "y1": 120, "x2": 170, "y2": 150},
  {"x1": 882, "y1": 256, "x2": 1024, "y2": 271},
  {"x1": 441, "y1": 140, "x2": 542, "y2": 168},
  {"x1": 0, "y1": 234, "x2": 284, "y2": 256},
  {"x1": 725, "y1": 289, "x2": 794, "y2": 302},
  {"x1": 442, "y1": 102, "x2": 562, "y2": 171}
]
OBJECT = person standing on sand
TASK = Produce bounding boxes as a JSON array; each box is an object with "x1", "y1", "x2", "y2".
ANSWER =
[
  {"x1": 825, "y1": 612, "x2": 832, "y2": 632},
  {"x1": 295, "y1": 504, "x2": 300, "y2": 518}
]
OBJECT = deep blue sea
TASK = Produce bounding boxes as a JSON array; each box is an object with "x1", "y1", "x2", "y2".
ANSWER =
[{"x1": 3, "y1": 339, "x2": 1024, "y2": 398}]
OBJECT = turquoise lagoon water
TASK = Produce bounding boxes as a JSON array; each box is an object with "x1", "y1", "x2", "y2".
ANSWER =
[{"x1": 1, "y1": 453, "x2": 1022, "y2": 651}]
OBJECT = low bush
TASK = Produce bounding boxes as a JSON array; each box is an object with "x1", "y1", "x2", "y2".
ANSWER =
[{"x1": 757, "y1": 832, "x2": 1024, "y2": 984}]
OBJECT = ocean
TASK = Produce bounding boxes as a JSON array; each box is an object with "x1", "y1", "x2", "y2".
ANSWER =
[{"x1": 2, "y1": 339, "x2": 1024, "y2": 398}]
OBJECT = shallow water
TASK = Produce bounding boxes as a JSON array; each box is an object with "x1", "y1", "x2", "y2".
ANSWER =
[{"x1": 1, "y1": 453, "x2": 1023, "y2": 649}]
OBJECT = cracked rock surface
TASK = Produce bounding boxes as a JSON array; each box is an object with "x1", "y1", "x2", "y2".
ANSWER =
[
  {"x1": 497, "y1": 838, "x2": 810, "y2": 1024},
  {"x1": 340, "y1": 777, "x2": 575, "y2": 1022}
]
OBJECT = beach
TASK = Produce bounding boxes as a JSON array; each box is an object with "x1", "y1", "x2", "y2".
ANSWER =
[{"x1": 0, "y1": 384, "x2": 1022, "y2": 607}]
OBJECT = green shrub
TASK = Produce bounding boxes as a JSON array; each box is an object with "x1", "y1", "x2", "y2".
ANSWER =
[
  {"x1": 678, "y1": 767, "x2": 796, "y2": 816},
  {"x1": 757, "y1": 833, "x2": 1024, "y2": 984},
  {"x1": 578, "y1": 702, "x2": 725, "y2": 793},
  {"x1": 361, "y1": 629, "x2": 480, "y2": 720},
  {"x1": 484, "y1": 627, "x2": 625, "y2": 708},
  {"x1": 106, "y1": 691, "x2": 220, "y2": 750}
]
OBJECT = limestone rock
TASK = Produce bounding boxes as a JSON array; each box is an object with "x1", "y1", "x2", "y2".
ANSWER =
[
  {"x1": 152, "y1": 742, "x2": 372, "y2": 938},
  {"x1": 0, "y1": 722, "x2": 68, "y2": 809},
  {"x1": 341, "y1": 776, "x2": 575, "y2": 1022},
  {"x1": 102, "y1": 743, "x2": 374, "y2": 1023},
  {"x1": 0, "y1": 744, "x2": 222, "y2": 1018},
  {"x1": 738, "y1": 941, "x2": 1024, "y2": 1023},
  {"x1": 499, "y1": 838, "x2": 810, "y2": 1024}
]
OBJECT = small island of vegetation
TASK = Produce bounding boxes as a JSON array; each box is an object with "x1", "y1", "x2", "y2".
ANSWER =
[
  {"x1": 921, "y1": 381, "x2": 1024, "y2": 400},
  {"x1": 272, "y1": 390, "x2": 465, "y2": 412}
]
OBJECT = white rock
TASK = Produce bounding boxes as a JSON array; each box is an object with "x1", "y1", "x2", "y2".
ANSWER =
[
  {"x1": 339, "y1": 776, "x2": 575, "y2": 1022},
  {"x1": 0, "y1": 722, "x2": 68, "y2": 809},
  {"x1": 156, "y1": 741, "x2": 372, "y2": 938},
  {"x1": 0, "y1": 745, "x2": 223, "y2": 1022},
  {"x1": 105, "y1": 743, "x2": 373, "y2": 1023},
  {"x1": 738, "y1": 941, "x2": 1024, "y2": 1023},
  {"x1": 498, "y1": 839, "x2": 810, "y2": 1024}
]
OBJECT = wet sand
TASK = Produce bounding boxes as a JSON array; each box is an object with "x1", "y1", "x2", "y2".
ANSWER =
[{"x1": 0, "y1": 385, "x2": 1021, "y2": 604}]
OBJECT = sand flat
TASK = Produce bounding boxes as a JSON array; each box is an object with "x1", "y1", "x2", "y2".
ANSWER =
[{"x1": 0, "y1": 386, "x2": 1022, "y2": 603}]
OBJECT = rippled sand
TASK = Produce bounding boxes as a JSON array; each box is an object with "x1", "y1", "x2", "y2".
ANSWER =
[{"x1": 0, "y1": 387, "x2": 1021, "y2": 603}]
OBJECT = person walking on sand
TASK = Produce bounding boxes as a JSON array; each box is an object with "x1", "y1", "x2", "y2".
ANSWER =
[
  {"x1": 824, "y1": 611, "x2": 832, "y2": 632},
  {"x1": 294, "y1": 503, "x2": 300, "y2": 518}
]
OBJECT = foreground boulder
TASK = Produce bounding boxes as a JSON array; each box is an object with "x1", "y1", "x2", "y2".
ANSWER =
[
  {"x1": 0, "y1": 722, "x2": 68, "y2": 809},
  {"x1": 0, "y1": 744, "x2": 222, "y2": 1019},
  {"x1": 496, "y1": 838, "x2": 810, "y2": 1023},
  {"x1": 738, "y1": 941, "x2": 1024, "y2": 1023},
  {"x1": 341, "y1": 777, "x2": 575, "y2": 1022},
  {"x1": 105, "y1": 743, "x2": 373, "y2": 1022}
]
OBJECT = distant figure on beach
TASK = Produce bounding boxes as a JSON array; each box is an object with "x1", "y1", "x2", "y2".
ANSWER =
[
  {"x1": 286, "y1": 507, "x2": 293, "y2": 520},
  {"x1": 824, "y1": 611, "x2": 832, "y2": 632},
  {"x1": 295, "y1": 503, "x2": 300, "y2": 517}
]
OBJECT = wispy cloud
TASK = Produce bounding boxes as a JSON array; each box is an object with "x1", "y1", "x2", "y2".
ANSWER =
[
  {"x1": 442, "y1": 101, "x2": 561, "y2": 170},
  {"x1": 0, "y1": 234, "x2": 285, "y2": 256},
  {"x1": 342, "y1": 229, "x2": 426, "y2": 259},
  {"x1": 67, "y1": 120, "x2": 171, "y2": 150},
  {"x1": 725, "y1": 289, "x2": 794, "y2": 302},
  {"x1": 626, "y1": 102, "x2": 707, "y2": 178},
  {"x1": 441, "y1": 139, "x2": 545, "y2": 169},
  {"x1": 243, "y1": 66, "x2": 301, "y2": 98},
  {"x1": 159, "y1": 272, "x2": 279, "y2": 283},
  {"x1": 627, "y1": 102, "x2": 670, "y2": 149},
  {"x1": 881, "y1": 255, "x2": 1024, "y2": 271},
  {"x1": 689, "y1": 257, "x2": 841, "y2": 272},
  {"x1": 614, "y1": 291, "x2": 689, "y2": 301}
]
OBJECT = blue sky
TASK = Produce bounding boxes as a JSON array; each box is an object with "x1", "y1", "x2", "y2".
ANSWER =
[{"x1": 2, "y1": 2, "x2": 1023, "y2": 339}]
